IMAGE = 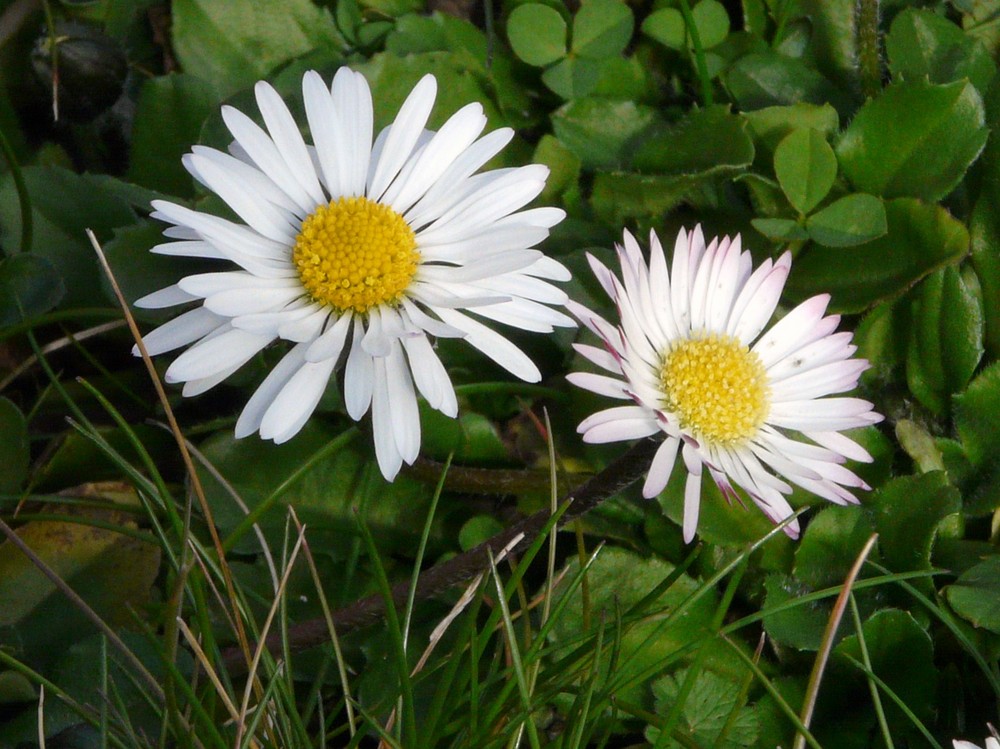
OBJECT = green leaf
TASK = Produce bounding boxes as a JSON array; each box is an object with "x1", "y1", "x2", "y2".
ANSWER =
[
  {"x1": 0, "y1": 255, "x2": 65, "y2": 326},
  {"x1": 642, "y1": 0, "x2": 729, "y2": 51},
  {"x1": 954, "y1": 362, "x2": 1000, "y2": 467},
  {"x1": 641, "y1": 8, "x2": 686, "y2": 49},
  {"x1": 866, "y1": 472, "x2": 960, "y2": 587},
  {"x1": 0, "y1": 167, "x2": 142, "y2": 308},
  {"x1": 744, "y1": 103, "x2": 840, "y2": 157},
  {"x1": 647, "y1": 668, "x2": 758, "y2": 747},
  {"x1": 420, "y1": 409, "x2": 508, "y2": 463},
  {"x1": 691, "y1": 0, "x2": 731, "y2": 50},
  {"x1": 751, "y1": 217, "x2": 809, "y2": 242},
  {"x1": 549, "y1": 547, "x2": 716, "y2": 705},
  {"x1": 854, "y1": 302, "x2": 908, "y2": 387},
  {"x1": 773, "y1": 128, "x2": 837, "y2": 214},
  {"x1": 127, "y1": 73, "x2": 219, "y2": 197},
  {"x1": 805, "y1": 193, "x2": 887, "y2": 247},
  {"x1": 507, "y1": 4, "x2": 567, "y2": 67},
  {"x1": 632, "y1": 105, "x2": 754, "y2": 176},
  {"x1": 533, "y1": 133, "x2": 582, "y2": 203},
  {"x1": 970, "y1": 129, "x2": 1000, "y2": 359},
  {"x1": 458, "y1": 515, "x2": 504, "y2": 551},
  {"x1": 887, "y1": 8, "x2": 996, "y2": 95},
  {"x1": 551, "y1": 98, "x2": 660, "y2": 170},
  {"x1": 836, "y1": 79, "x2": 988, "y2": 202},
  {"x1": 171, "y1": 0, "x2": 345, "y2": 98},
  {"x1": 571, "y1": 0, "x2": 634, "y2": 59},
  {"x1": 724, "y1": 51, "x2": 846, "y2": 111},
  {"x1": 0, "y1": 398, "x2": 28, "y2": 494},
  {"x1": 796, "y1": 0, "x2": 859, "y2": 95},
  {"x1": 590, "y1": 173, "x2": 694, "y2": 225},
  {"x1": 794, "y1": 506, "x2": 876, "y2": 589},
  {"x1": 787, "y1": 198, "x2": 969, "y2": 313},
  {"x1": 832, "y1": 609, "x2": 936, "y2": 726},
  {"x1": 0, "y1": 490, "x2": 160, "y2": 667},
  {"x1": 905, "y1": 266, "x2": 984, "y2": 413},
  {"x1": 945, "y1": 556, "x2": 1000, "y2": 633},
  {"x1": 541, "y1": 55, "x2": 604, "y2": 99},
  {"x1": 762, "y1": 573, "x2": 828, "y2": 651}
]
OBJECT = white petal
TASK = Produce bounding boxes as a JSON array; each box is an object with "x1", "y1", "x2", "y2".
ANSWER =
[
  {"x1": 222, "y1": 104, "x2": 317, "y2": 213},
  {"x1": 185, "y1": 153, "x2": 297, "y2": 243},
  {"x1": 331, "y1": 67, "x2": 374, "y2": 197},
  {"x1": 371, "y1": 356, "x2": 403, "y2": 480},
  {"x1": 802, "y1": 430, "x2": 874, "y2": 462},
  {"x1": 203, "y1": 285, "x2": 304, "y2": 316},
  {"x1": 434, "y1": 306, "x2": 541, "y2": 382},
  {"x1": 151, "y1": 240, "x2": 225, "y2": 260},
  {"x1": 368, "y1": 74, "x2": 437, "y2": 200},
  {"x1": 566, "y1": 372, "x2": 629, "y2": 399},
  {"x1": 137, "y1": 307, "x2": 226, "y2": 356},
  {"x1": 235, "y1": 343, "x2": 309, "y2": 437},
  {"x1": 402, "y1": 334, "x2": 458, "y2": 416},
  {"x1": 305, "y1": 310, "x2": 353, "y2": 362},
  {"x1": 405, "y1": 128, "x2": 514, "y2": 229},
  {"x1": 259, "y1": 355, "x2": 337, "y2": 443},
  {"x1": 255, "y1": 80, "x2": 325, "y2": 206},
  {"x1": 165, "y1": 328, "x2": 272, "y2": 383},
  {"x1": 344, "y1": 321, "x2": 374, "y2": 419},
  {"x1": 135, "y1": 284, "x2": 198, "y2": 309},
  {"x1": 188, "y1": 146, "x2": 302, "y2": 217},
  {"x1": 682, "y1": 443, "x2": 703, "y2": 544},
  {"x1": 382, "y1": 102, "x2": 487, "y2": 214},
  {"x1": 643, "y1": 436, "x2": 680, "y2": 498},
  {"x1": 385, "y1": 341, "x2": 421, "y2": 463}
]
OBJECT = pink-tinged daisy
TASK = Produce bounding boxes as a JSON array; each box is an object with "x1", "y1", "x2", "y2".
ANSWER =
[
  {"x1": 134, "y1": 68, "x2": 572, "y2": 480},
  {"x1": 567, "y1": 226, "x2": 882, "y2": 542}
]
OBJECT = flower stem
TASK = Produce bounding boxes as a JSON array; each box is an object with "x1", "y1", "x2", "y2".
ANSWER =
[
  {"x1": 678, "y1": 0, "x2": 714, "y2": 106},
  {"x1": 857, "y1": 0, "x2": 883, "y2": 98}
]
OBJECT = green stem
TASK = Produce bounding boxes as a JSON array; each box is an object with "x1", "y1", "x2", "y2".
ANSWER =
[
  {"x1": 857, "y1": 0, "x2": 882, "y2": 98},
  {"x1": 678, "y1": 0, "x2": 714, "y2": 106}
]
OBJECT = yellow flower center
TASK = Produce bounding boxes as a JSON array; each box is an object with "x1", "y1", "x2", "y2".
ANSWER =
[
  {"x1": 659, "y1": 333, "x2": 770, "y2": 445},
  {"x1": 292, "y1": 196, "x2": 420, "y2": 313}
]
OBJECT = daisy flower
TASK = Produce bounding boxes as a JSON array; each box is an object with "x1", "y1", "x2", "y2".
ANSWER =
[
  {"x1": 134, "y1": 68, "x2": 573, "y2": 479},
  {"x1": 567, "y1": 226, "x2": 882, "y2": 542}
]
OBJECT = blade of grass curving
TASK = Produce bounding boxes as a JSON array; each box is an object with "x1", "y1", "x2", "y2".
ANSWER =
[
  {"x1": 712, "y1": 633, "x2": 765, "y2": 749},
  {"x1": 720, "y1": 633, "x2": 823, "y2": 749},
  {"x1": 183, "y1": 435, "x2": 278, "y2": 589},
  {"x1": 793, "y1": 532, "x2": 879, "y2": 749},
  {"x1": 221, "y1": 427, "x2": 358, "y2": 553},
  {"x1": 486, "y1": 548, "x2": 542, "y2": 749},
  {"x1": 0, "y1": 320, "x2": 125, "y2": 392},
  {"x1": 403, "y1": 454, "x2": 451, "y2": 652},
  {"x1": 849, "y1": 594, "x2": 894, "y2": 749},
  {"x1": 293, "y1": 511, "x2": 357, "y2": 739},
  {"x1": 677, "y1": 0, "x2": 714, "y2": 105},
  {"x1": 654, "y1": 559, "x2": 749, "y2": 749},
  {"x1": 566, "y1": 612, "x2": 607, "y2": 749},
  {"x1": 90, "y1": 231, "x2": 255, "y2": 671},
  {"x1": 236, "y1": 524, "x2": 306, "y2": 749},
  {"x1": 175, "y1": 617, "x2": 241, "y2": 725},
  {"x1": 239, "y1": 663, "x2": 285, "y2": 749},
  {"x1": 868, "y1": 560, "x2": 1000, "y2": 698},
  {"x1": 0, "y1": 516, "x2": 166, "y2": 702},
  {"x1": 478, "y1": 542, "x2": 605, "y2": 734},
  {"x1": 840, "y1": 653, "x2": 945, "y2": 749},
  {"x1": 355, "y1": 511, "x2": 417, "y2": 746},
  {"x1": 605, "y1": 509, "x2": 807, "y2": 697},
  {"x1": 100, "y1": 635, "x2": 108, "y2": 749}
]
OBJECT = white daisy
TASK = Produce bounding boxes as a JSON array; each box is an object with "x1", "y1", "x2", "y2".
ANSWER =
[
  {"x1": 134, "y1": 67, "x2": 573, "y2": 480},
  {"x1": 567, "y1": 226, "x2": 882, "y2": 543}
]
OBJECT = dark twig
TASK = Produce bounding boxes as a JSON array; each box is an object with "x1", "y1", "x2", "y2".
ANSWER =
[{"x1": 220, "y1": 438, "x2": 659, "y2": 674}]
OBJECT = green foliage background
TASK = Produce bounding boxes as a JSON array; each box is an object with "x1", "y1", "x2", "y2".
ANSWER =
[{"x1": 0, "y1": 0, "x2": 999, "y2": 747}]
